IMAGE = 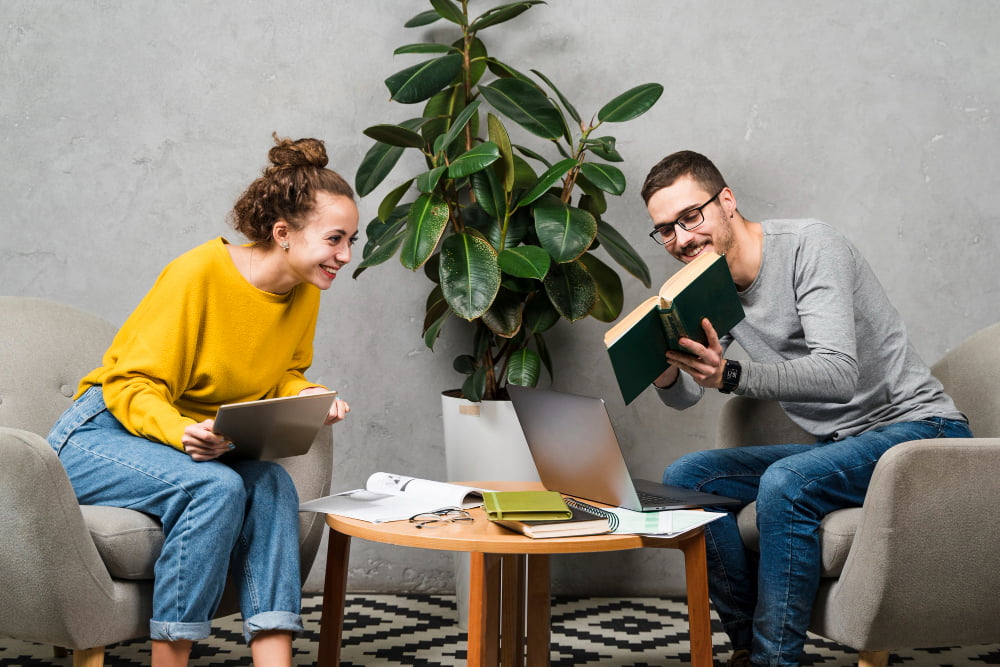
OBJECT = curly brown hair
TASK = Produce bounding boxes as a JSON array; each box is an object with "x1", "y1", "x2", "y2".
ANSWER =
[{"x1": 231, "y1": 134, "x2": 355, "y2": 244}]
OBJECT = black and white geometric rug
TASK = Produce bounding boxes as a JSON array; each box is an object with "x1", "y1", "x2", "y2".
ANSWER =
[{"x1": 2, "y1": 594, "x2": 999, "y2": 666}]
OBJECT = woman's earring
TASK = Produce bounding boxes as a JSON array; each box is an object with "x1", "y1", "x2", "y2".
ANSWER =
[{"x1": 281, "y1": 242, "x2": 290, "y2": 251}]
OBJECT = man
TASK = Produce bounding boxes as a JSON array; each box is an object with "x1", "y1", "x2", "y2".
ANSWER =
[{"x1": 641, "y1": 151, "x2": 970, "y2": 667}]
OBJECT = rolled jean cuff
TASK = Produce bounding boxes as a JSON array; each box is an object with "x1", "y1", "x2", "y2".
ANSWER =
[
  {"x1": 244, "y1": 611, "x2": 304, "y2": 644},
  {"x1": 149, "y1": 619, "x2": 212, "y2": 642}
]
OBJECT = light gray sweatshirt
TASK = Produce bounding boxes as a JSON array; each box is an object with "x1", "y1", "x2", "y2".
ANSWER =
[{"x1": 656, "y1": 219, "x2": 964, "y2": 441}]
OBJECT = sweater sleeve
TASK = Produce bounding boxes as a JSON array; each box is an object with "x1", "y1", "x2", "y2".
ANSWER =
[
  {"x1": 98, "y1": 265, "x2": 205, "y2": 449},
  {"x1": 735, "y1": 224, "x2": 860, "y2": 403}
]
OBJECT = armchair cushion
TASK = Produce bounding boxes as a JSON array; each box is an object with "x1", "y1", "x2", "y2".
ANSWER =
[
  {"x1": 737, "y1": 503, "x2": 861, "y2": 577},
  {"x1": 80, "y1": 506, "x2": 162, "y2": 580}
]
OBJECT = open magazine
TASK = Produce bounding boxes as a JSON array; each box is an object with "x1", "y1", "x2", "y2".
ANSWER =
[{"x1": 299, "y1": 472, "x2": 492, "y2": 523}]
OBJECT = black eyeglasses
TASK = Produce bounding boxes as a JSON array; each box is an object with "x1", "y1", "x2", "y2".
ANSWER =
[
  {"x1": 408, "y1": 508, "x2": 474, "y2": 529},
  {"x1": 648, "y1": 189, "x2": 724, "y2": 245}
]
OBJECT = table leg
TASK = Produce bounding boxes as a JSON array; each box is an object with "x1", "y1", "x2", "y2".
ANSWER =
[
  {"x1": 525, "y1": 554, "x2": 550, "y2": 667},
  {"x1": 467, "y1": 552, "x2": 501, "y2": 666},
  {"x1": 500, "y1": 554, "x2": 526, "y2": 665},
  {"x1": 317, "y1": 528, "x2": 351, "y2": 667},
  {"x1": 679, "y1": 529, "x2": 714, "y2": 667}
]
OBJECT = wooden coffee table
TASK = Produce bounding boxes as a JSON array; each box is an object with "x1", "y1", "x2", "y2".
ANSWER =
[{"x1": 316, "y1": 482, "x2": 713, "y2": 666}]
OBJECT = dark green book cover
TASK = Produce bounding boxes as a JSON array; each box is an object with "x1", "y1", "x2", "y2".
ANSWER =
[{"x1": 605, "y1": 252, "x2": 745, "y2": 404}]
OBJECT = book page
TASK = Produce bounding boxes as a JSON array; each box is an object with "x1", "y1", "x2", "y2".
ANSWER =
[
  {"x1": 365, "y1": 472, "x2": 486, "y2": 508},
  {"x1": 299, "y1": 473, "x2": 491, "y2": 523},
  {"x1": 603, "y1": 295, "x2": 660, "y2": 346}
]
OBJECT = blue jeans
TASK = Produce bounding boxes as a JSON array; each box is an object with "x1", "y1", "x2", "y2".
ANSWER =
[
  {"x1": 48, "y1": 386, "x2": 304, "y2": 643},
  {"x1": 663, "y1": 416, "x2": 971, "y2": 667}
]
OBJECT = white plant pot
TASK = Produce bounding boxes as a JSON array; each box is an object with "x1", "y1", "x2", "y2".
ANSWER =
[
  {"x1": 440, "y1": 392, "x2": 540, "y2": 628},
  {"x1": 441, "y1": 392, "x2": 540, "y2": 484}
]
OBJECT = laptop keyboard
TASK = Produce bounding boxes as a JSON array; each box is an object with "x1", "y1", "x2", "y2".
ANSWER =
[{"x1": 636, "y1": 489, "x2": 686, "y2": 506}]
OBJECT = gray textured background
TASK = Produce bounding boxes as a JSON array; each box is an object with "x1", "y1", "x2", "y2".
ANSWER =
[{"x1": 3, "y1": 1, "x2": 998, "y2": 595}]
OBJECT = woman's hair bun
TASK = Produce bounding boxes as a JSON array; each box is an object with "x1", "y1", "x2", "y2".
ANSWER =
[{"x1": 267, "y1": 133, "x2": 329, "y2": 172}]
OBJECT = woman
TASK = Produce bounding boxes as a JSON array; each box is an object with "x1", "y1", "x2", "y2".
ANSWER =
[{"x1": 47, "y1": 135, "x2": 357, "y2": 667}]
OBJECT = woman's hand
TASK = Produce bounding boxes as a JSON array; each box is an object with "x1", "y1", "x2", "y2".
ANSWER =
[
  {"x1": 298, "y1": 386, "x2": 351, "y2": 425},
  {"x1": 182, "y1": 419, "x2": 233, "y2": 461},
  {"x1": 664, "y1": 318, "x2": 726, "y2": 389},
  {"x1": 324, "y1": 398, "x2": 350, "y2": 425}
]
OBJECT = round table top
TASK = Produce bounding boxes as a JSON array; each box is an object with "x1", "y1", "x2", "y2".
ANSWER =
[{"x1": 322, "y1": 481, "x2": 698, "y2": 555}]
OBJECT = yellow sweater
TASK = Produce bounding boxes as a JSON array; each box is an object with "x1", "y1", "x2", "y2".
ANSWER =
[{"x1": 79, "y1": 237, "x2": 324, "y2": 450}]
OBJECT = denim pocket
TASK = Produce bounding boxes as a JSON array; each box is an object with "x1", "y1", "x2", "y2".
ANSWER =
[{"x1": 46, "y1": 385, "x2": 107, "y2": 453}]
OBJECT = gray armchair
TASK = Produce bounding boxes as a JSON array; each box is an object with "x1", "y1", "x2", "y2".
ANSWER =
[
  {"x1": 0, "y1": 296, "x2": 333, "y2": 667},
  {"x1": 717, "y1": 322, "x2": 1000, "y2": 667}
]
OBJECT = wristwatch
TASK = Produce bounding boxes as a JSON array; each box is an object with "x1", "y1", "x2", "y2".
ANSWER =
[{"x1": 719, "y1": 359, "x2": 742, "y2": 394}]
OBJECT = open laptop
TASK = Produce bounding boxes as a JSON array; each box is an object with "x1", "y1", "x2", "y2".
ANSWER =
[
  {"x1": 213, "y1": 391, "x2": 337, "y2": 460},
  {"x1": 508, "y1": 386, "x2": 740, "y2": 511}
]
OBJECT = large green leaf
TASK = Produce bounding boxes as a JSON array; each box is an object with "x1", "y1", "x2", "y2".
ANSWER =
[
  {"x1": 470, "y1": 1, "x2": 544, "y2": 31},
  {"x1": 439, "y1": 232, "x2": 501, "y2": 320},
  {"x1": 484, "y1": 57, "x2": 536, "y2": 84},
  {"x1": 470, "y1": 168, "x2": 504, "y2": 220},
  {"x1": 597, "y1": 82, "x2": 664, "y2": 123},
  {"x1": 516, "y1": 157, "x2": 576, "y2": 207},
  {"x1": 416, "y1": 165, "x2": 447, "y2": 193},
  {"x1": 363, "y1": 124, "x2": 426, "y2": 148},
  {"x1": 479, "y1": 78, "x2": 564, "y2": 140},
  {"x1": 401, "y1": 193, "x2": 450, "y2": 270},
  {"x1": 353, "y1": 225, "x2": 406, "y2": 276},
  {"x1": 524, "y1": 291, "x2": 560, "y2": 334},
  {"x1": 377, "y1": 179, "x2": 413, "y2": 222},
  {"x1": 542, "y1": 260, "x2": 597, "y2": 321},
  {"x1": 531, "y1": 68, "x2": 581, "y2": 124},
  {"x1": 355, "y1": 141, "x2": 405, "y2": 197},
  {"x1": 498, "y1": 245, "x2": 550, "y2": 280},
  {"x1": 405, "y1": 9, "x2": 441, "y2": 27},
  {"x1": 447, "y1": 141, "x2": 501, "y2": 178},
  {"x1": 487, "y1": 113, "x2": 515, "y2": 191},
  {"x1": 385, "y1": 54, "x2": 464, "y2": 104},
  {"x1": 506, "y1": 348, "x2": 541, "y2": 387},
  {"x1": 394, "y1": 43, "x2": 454, "y2": 55},
  {"x1": 579, "y1": 162, "x2": 626, "y2": 196},
  {"x1": 584, "y1": 136, "x2": 624, "y2": 162},
  {"x1": 578, "y1": 252, "x2": 624, "y2": 322},
  {"x1": 422, "y1": 86, "x2": 462, "y2": 145},
  {"x1": 438, "y1": 98, "x2": 484, "y2": 155},
  {"x1": 423, "y1": 285, "x2": 451, "y2": 349},
  {"x1": 481, "y1": 287, "x2": 522, "y2": 338},
  {"x1": 532, "y1": 196, "x2": 597, "y2": 263},
  {"x1": 462, "y1": 367, "x2": 487, "y2": 402},
  {"x1": 430, "y1": 0, "x2": 466, "y2": 26},
  {"x1": 596, "y1": 219, "x2": 652, "y2": 288}
]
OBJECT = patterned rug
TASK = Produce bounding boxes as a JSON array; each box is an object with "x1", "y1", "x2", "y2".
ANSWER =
[{"x1": 2, "y1": 594, "x2": 999, "y2": 666}]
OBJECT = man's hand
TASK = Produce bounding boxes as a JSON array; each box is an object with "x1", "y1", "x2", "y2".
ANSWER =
[
  {"x1": 664, "y1": 318, "x2": 726, "y2": 389},
  {"x1": 182, "y1": 419, "x2": 233, "y2": 461}
]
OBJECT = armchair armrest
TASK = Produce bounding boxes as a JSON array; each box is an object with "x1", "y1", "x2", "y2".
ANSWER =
[
  {"x1": 0, "y1": 426, "x2": 133, "y2": 645},
  {"x1": 814, "y1": 436, "x2": 1000, "y2": 649}
]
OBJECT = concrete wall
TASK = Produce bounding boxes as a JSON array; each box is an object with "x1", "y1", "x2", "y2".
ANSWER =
[{"x1": 4, "y1": 1, "x2": 998, "y2": 596}]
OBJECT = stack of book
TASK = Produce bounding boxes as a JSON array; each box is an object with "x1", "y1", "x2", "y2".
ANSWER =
[{"x1": 484, "y1": 491, "x2": 611, "y2": 538}]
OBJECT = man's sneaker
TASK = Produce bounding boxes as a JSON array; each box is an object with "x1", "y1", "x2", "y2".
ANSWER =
[{"x1": 726, "y1": 648, "x2": 752, "y2": 667}]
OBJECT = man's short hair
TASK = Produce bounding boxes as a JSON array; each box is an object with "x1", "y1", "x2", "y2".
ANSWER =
[{"x1": 641, "y1": 150, "x2": 728, "y2": 204}]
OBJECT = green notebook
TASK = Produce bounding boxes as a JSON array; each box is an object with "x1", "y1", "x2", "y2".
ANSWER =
[{"x1": 482, "y1": 490, "x2": 573, "y2": 522}]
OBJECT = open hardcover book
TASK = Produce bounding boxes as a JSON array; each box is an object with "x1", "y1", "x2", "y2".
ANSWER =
[
  {"x1": 299, "y1": 473, "x2": 489, "y2": 523},
  {"x1": 604, "y1": 251, "x2": 745, "y2": 404}
]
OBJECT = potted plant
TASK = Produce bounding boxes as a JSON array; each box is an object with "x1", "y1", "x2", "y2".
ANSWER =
[{"x1": 353, "y1": 0, "x2": 659, "y2": 408}]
